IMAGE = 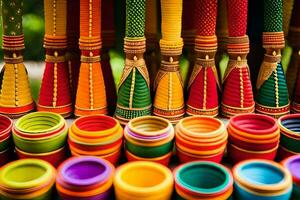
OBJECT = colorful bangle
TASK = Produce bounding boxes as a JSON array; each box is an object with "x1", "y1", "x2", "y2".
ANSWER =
[
  {"x1": 114, "y1": 161, "x2": 173, "y2": 199},
  {"x1": 0, "y1": 159, "x2": 55, "y2": 191},
  {"x1": 174, "y1": 161, "x2": 233, "y2": 195},
  {"x1": 233, "y1": 159, "x2": 292, "y2": 194}
]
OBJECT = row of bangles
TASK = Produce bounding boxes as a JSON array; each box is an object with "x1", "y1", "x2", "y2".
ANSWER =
[{"x1": 0, "y1": 0, "x2": 299, "y2": 124}]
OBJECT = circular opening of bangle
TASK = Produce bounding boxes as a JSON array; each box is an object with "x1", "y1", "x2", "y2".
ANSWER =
[
  {"x1": 235, "y1": 160, "x2": 287, "y2": 190},
  {"x1": 175, "y1": 162, "x2": 231, "y2": 194},
  {"x1": 279, "y1": 114, "x2": 300, "y2": 135},
  {"x1": 0, "y1": 159, "x2": 53, "y2": 190},
  {"x1": 60, "y1": 157, "x2": 111, "y2": 187},
  {"x1": 15, "y1": 112, "x2": 63, "y2": 133},
  {"x1": 75, "y1": 115, "x2": 117, "y2": 132},
  {"x1": 231, "y1": 114, "x2": 277, "y2": 134},
  {"x1": 179, "y1": 116, "x2": 223, "y2": 137},
  {"x1": 128, "y1": 116, "x2": 170, "y2": 136},
  {"x1": 115, "y1": 161, "x2": 172, "y2": 195}
]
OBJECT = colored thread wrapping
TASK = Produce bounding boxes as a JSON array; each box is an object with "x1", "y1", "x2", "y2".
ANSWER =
[
  {"x1": 0, "y1": 0, "x2": 35, "y2": 117},
  {"x1": 115, "y1": 0, "x2": 152, "y2": 125},
  {"x1": 186, "y1": 0, "x2": 220, "y2": 117},
  {"x1": 38, "y1": 0, "x2": 73, "y2": 117},
  {"x1": 75, "y1": 0, "x2": 108, "y2": 116},
  {"x1": 153, "y1": 0, "x2": 185, "y2": 124},
  {"x1": 256, "y1": 0, "x2": 290, "y2": 118},
  {"x1": 221, "y1": 0, "x2": 255, "y2": 117}
]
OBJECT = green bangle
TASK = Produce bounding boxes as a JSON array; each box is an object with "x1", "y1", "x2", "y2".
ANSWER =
[
  {"x1": 175, "y1": 161, "x2": 232, "y2": 194},
  {"x1": 125, "y1": 139, "x2": 173, "y2": 158},
  {"x1": 15, "y1": 112, "x2": 64, "y2": 134},
  {"x1": 0, "y1": 159, "x2": 54, "y2": 190},
  {"x1": 13, "y1": 128, "x2": 68, "y2": 153}
]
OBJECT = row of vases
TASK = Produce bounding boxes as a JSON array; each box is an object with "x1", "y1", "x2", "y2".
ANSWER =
[
  {"x1": 1, "y1": 112, "x2": 300, "y2": 168},
  {"x1": 2, "y1": 157, "x2": 300, "y2": 200}
]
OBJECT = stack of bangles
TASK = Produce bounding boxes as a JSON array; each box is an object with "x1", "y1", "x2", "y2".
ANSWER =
[
  {"x1": 281, "y1": 155, "x2": 300, "y2": 199},
  {"x1": 227, "y1": 113, "x2": 280, "y2": 164},
  {"x1": 0, "y1": 115, "x2": 13, "y2": 166},
  {"x1": 68, "y1": 115, "x2": 123, "y2": 166},
  {"x1": 0, "y1": 159, "x2": 56, "y2": 200},
  {"x1": 175, "y1": 116, "x2": 227, "y2": 163},
  {"x1": 113, "y1": 161, "x2": 173, "y2": 200},
  {"x1": 12, "y1": 112, "x2": 68, "y2": 167},
  {"x1": 124, "y1": 116, "x2": 174, "y2": 166},
  {"x1": 173, "y1": 161, "x2": 233, "y2": 200},
  {"x1": 233, "y1": 159, "x2": 293, "y2": 200},
  {"x1": 56, "y1": 157, "x2": 114, "y2": 200},
  {"x1": 277, "y1": 114, "x2": 300, "y2": 161}
]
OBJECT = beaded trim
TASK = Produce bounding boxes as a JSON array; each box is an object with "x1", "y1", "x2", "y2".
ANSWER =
[
  {"x1": 2, "y1": 35, "x2": 25, "y2": 50},
  {"x1": 45, "y1": 54, "x2": 66, "y2": 63},
  {"x1": 227, "y1": 35, "x2": 249, "y2": 55},
  {"x1": 263, "y1": 32, "x2": 285, "y2": 49},
  {"x1": 4, "y1": 55, "x2": 23, "y2": 64},
  {"x1": 160, "y1": 60, "x2": 180, "y2": 72},
  {"x1": 186, "y1": 104, "x2": 219, "y2": 117},
  {"x1": 80, "y1": 55, "x2": 101, "y2": 63},
  {"x1": 255, "y1": 102, "x2": 290, "y2": 118},
  {"x1": 153, "y1": 106, "x2": 185, "y2": 117},
  {"x1": 115, "y1": 105, "x2": 152, "y2": 124},
  {"x1": 160, "y1": 39, "x2": 183, "y2": 56},
  {"x1": 221, "y1": 103, "x2": 255, "y2": 118},
  {"x1": 153, "y1": 106, "x2": 185, "y2": 124},
  {"x1": 124, "y1": 37, "x2": 146, "y2": 54},
  {"x1": 194, "y1": 35, "x2": 218, "y2": 54}
]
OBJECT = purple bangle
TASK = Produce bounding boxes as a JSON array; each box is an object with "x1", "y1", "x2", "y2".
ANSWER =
[
  {"x1": 283, "y1": 155, "x2": 300, "y2": 181},
  {"x1": 58, "y1": 156, "x2": 112, "y2": 187}
]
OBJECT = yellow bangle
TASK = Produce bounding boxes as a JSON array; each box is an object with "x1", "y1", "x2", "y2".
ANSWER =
[{"x1": 114, "y1": 161, "x2": 173, "y2": 198}]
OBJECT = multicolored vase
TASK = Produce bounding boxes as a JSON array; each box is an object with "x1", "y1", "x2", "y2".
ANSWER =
[
  {"x1": 115, "y1": 0, "x2": 152, "y2": 125},
  {"x1": 38, "y1": 0, "x2": 73, "y2": 117},
  {"x1": 0, "y1": 0, "x2": 35, "y2": 118},
  {"x1": 256, "y1": 0, "x2": 290, "y2": 118}
]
